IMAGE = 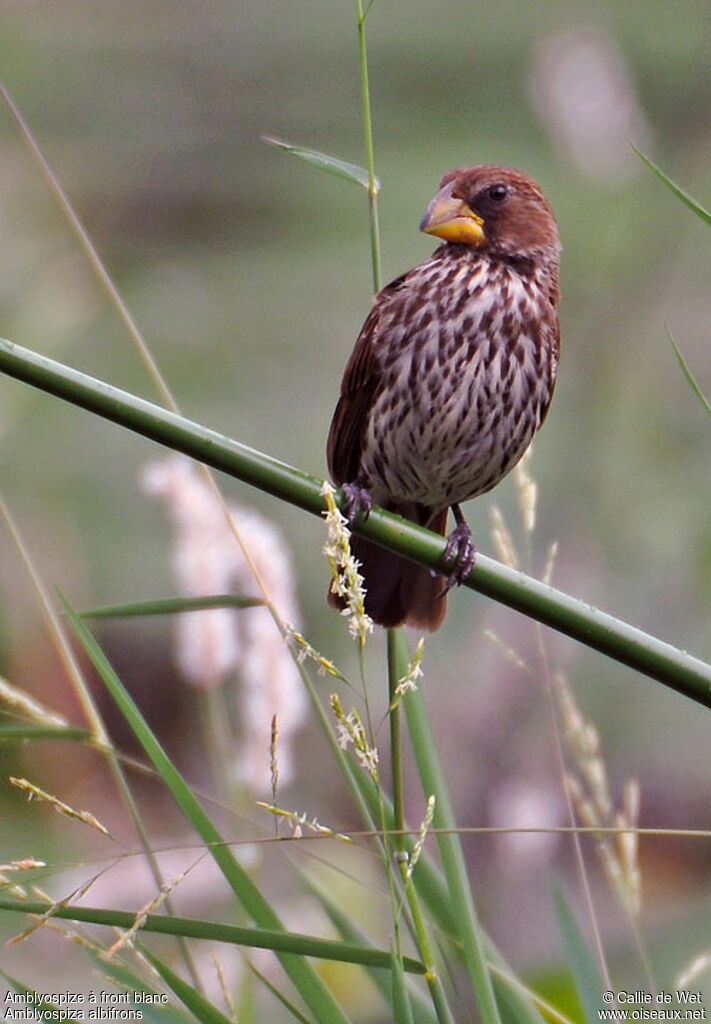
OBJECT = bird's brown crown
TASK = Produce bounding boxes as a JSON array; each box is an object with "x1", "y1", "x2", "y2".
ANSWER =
[{"x1": 422, "y1": 164, "x2": 561, "y2": 265}]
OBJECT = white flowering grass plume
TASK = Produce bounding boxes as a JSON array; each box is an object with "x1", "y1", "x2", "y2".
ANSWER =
[
  {"x1": 389, "y1": 636, "x2": 425, "y2": 711},
  {"x1": 330, "y1": 692, "x2": 379, "y2": 782},
  {"x1": 142, "y1": 456, "x2": 307, "y2": 788}
]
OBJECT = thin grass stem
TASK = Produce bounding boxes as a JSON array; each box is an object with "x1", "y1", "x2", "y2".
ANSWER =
[
  {"x1": 387, "y1": 631, "x2": 406, "y2": 848},
  {"x1": 357, "y1": 0, "x2": 382, "y2": 293}
]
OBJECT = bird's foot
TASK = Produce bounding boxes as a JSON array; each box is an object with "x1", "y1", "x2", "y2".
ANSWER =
[
  {"x1": 440, "y1": 516, "x2": 476, "y2": 594},
  {"x1": 341, "y1": 481, "x2": 374, "y2": 524}
]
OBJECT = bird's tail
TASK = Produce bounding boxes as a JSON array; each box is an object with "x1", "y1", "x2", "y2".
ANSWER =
[{"x1": 327, "y1": 507, "x2": 449, "y2": 632}]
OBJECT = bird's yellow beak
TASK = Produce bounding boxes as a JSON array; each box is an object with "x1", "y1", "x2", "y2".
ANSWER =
[{"x1": 420, "y1": 180, "x2": 485, "y2": 245}]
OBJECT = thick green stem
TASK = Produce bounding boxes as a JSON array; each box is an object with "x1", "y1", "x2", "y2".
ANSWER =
[{"x1": 1, "y1": 337, "x2": 711, "y2": 706}]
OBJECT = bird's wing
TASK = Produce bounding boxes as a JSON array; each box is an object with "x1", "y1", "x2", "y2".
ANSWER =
[
  {"x1": 327, "y1": 273, "x2": 408, "y2": 485},
  {"x1": 538, "y1": 313, "x2": 561, "y2": 427}
]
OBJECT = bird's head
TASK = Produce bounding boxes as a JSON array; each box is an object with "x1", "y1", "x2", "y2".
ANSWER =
[{"x1": 420, "y1": 164, "x2": 560, "y2": 264}]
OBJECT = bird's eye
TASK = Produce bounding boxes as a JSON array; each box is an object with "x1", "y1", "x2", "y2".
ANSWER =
[{"x1": 487, "y1": 184, "x2": 508, "y2": 202}]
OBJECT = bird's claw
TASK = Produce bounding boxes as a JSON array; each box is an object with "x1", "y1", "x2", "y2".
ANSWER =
[
  {"x1": 440, "y1": 521, "x2": 476, "y2": 595},
  {"x1": 341, "y1": 481, "x2": 374, "y2": 524}
]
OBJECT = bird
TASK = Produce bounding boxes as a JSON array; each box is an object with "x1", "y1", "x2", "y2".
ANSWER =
[{"x1": 327, "y1": 164, "x2": 561, "y2": 631}]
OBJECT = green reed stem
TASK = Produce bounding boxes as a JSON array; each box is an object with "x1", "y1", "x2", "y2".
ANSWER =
[{"x1": 2, "y1": 337, "x2": 711, "y2": 707}]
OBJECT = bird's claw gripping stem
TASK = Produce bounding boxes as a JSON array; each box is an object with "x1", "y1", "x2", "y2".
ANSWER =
[
  {"x1": 440, "y1": 516, "x2": 476, "y2": 595},
  {"x1": 341, "y1": 481, "x2": 374, "y2": 524}
]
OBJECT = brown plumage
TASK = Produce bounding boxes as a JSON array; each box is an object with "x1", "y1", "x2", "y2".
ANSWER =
[{"x1": 327, "y1": 164, "x2": 561, "y2": 631}]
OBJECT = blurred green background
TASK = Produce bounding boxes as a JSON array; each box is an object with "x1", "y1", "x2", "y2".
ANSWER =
[{"x1": 0, "y1": 0, "x2": 710, "y2": 1013}]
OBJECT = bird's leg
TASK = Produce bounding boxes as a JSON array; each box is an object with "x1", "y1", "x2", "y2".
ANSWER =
[
  {"x1": 341, "y1": 479, "x2": 374, "y2": 524},
  {"x1": 441, "y1": 504, "x2": 476, "y2": 593}
]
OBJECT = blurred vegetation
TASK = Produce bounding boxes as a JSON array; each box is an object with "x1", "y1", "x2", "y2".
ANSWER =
[{"x1": 1, "y1": 0, "x2": 710, "y2": 1012}]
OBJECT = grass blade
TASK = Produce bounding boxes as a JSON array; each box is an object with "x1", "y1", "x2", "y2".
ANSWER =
[
  {"x1": 87, "y1": 953, "x2": 191, "y2": 1024},
  {"x1": 551, "y1": 878, "x2": 603, "y2": 1024},
  {"x1": 303, "y1": 873, "x2": 436, "y2": 1024},
  {"x1": 0, "y1": 972, "x2": 82, "y2": 1023},
  {"x1": 141, "y1": 947, "x2": 233, "y2": 1024},
  {"x1": 58, "y1": 592, "x2": 353, "y2": 1024},
  {"x1": 486, "y1": 957, "x2": 549, "y2": 1024},
  {"x1": 391, "y1": 945, "x2": 416, "y2": 1024},
  {"x1": 80, "y1": 594, "x2": 263, "y2": 618},
  {"x1": 0, "y1": 723, "x2": 91, "y2": 743},
  {"x1": 246, "y1": 961, "x2": 315, "y2": 1024},
  {"x1": 668, "y1": 331, "x2": 711, "y2": 416},
  {"x1": 263, "y1": 136, "x2": 378, "y2": 192},
  {"x1": 393, "y1": 631, "x2": 501, "y2": 1024},
  {"x1": 633, "y1": 146, "x2": 711, "y2": 225},
  {"x1": 348, "y1": 758, "x2": 577, "y2": 1023},
  {"x1": 0, "y1": 896, "x2": 426, "y2": 974}
]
